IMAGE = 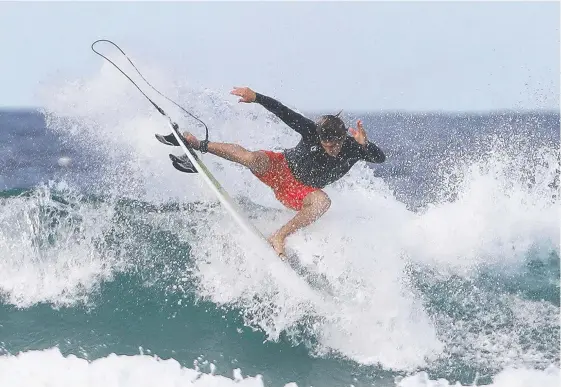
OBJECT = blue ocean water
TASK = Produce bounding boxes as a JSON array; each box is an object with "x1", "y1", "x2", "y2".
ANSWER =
[{"x1": 0, "y1": 70, "x2": 559, "y2": 387}]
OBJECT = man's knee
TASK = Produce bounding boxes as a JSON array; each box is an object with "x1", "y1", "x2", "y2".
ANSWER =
[
  {"x1": 317, "y1": 192, "x2": 331, "y2": 213},
  {"x1": 247, "y1": 151, "x2": 269, "y2": 174},
  {"x1": 305, "y1": 190, "x2": 331, "y2": 214}
]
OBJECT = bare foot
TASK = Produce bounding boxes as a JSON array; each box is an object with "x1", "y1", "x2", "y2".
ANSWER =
[{"x1": 267, "y1": 233, "x2": 286, "y2": 259}]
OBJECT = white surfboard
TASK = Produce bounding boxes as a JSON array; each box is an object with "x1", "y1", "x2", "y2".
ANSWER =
[{"x1": 162, "y1": 119, "x2": 337, "y2": 296}]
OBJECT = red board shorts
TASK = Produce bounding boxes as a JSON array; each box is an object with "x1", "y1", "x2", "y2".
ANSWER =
[{"x1": 252, "y1": 151, "x2": 318, "y2": 211}]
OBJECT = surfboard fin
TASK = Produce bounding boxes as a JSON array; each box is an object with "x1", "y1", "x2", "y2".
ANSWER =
[
  {"x1": 156, "y1": 133, "x2": 180, "y2": 146},
  {"x1": 169, "y1": 154, "x2": 198, "y2": 173}
]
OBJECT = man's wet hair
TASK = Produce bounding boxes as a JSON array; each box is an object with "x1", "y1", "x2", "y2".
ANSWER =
[{"x1": 316, "y1": 110, "x2": 346, "y2": 142}]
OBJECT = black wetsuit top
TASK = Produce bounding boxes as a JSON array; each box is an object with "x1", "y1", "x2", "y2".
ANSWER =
[{"x1": 255, "y1": 93, "x2": 386, "y2": 188}]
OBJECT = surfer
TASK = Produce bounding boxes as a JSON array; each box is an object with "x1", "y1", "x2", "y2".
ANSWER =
[{"x1": 159, "y1": 87, "x2": 385, "y2": 256}]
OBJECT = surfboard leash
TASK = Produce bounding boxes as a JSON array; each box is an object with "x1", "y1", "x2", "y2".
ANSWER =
[{"x1": 91, "y1": 39, "x2": 210, "y2": 151}]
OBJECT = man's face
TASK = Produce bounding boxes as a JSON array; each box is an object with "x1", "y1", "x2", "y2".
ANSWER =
[{"x1": 320, "y1": 137, "x2": 345, "y2": 157}]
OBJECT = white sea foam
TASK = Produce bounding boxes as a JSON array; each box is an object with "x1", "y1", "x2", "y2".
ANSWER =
[{"x1": 0, "y1": 348, "x2": 558, "y2": 387}]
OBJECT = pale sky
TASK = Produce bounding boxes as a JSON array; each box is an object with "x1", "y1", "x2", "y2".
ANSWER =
[{"x1": 0, "y1": 1, "x2": 559, "y2": 112}]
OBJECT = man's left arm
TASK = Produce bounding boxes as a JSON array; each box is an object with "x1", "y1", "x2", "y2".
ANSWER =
[{"x1": 358, "y1": 141, "x2": 386, "y2": 163}]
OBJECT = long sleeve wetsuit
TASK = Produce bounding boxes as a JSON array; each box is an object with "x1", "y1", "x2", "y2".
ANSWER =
[{"x1": 254, "y1": 92, "x2": 386, "y2": 188}]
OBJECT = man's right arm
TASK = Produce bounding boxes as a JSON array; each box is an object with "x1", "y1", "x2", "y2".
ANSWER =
[{"x1": 254, "y1": 93, "x2": 316, "y2": 137}]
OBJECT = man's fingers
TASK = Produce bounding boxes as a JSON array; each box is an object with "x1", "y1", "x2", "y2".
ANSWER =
[
  {"x1": 231, "y1": 87, "x2": 246, "y2": 96},
  {"x1": 231, "y1": 90, "x2": 249, "y2": 101},
  {"x1": 231, "y1": 87, "x2": 254, "y2": 103},
  {"x1": 356, "y1": 120, "x2": 366, "y2": 133}
]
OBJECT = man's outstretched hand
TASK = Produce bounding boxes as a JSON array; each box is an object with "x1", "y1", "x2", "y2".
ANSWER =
[
  {"x1": 230, "y1": 87, "x2": 257, "y2": 103},
  {"x1": 349, "y1": 120, "x2": 368, "y2": 146}
]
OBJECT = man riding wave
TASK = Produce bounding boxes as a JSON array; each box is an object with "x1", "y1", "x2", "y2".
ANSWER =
[{"x1": 158, "y1": 87, "x2": 386, "y2": 256}]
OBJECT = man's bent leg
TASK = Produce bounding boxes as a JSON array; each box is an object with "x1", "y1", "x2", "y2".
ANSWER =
[
  {"x1": 186, "y1": 133, "x2": 269, "y2": 175},
  {"x1": 269, "y1": 190, "x2": 331, "y2": 256}
]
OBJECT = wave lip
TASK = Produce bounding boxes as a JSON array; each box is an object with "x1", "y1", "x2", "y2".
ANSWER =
[{"x1": 0, "y1": 182, "x2": 123, "y2": 308}]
